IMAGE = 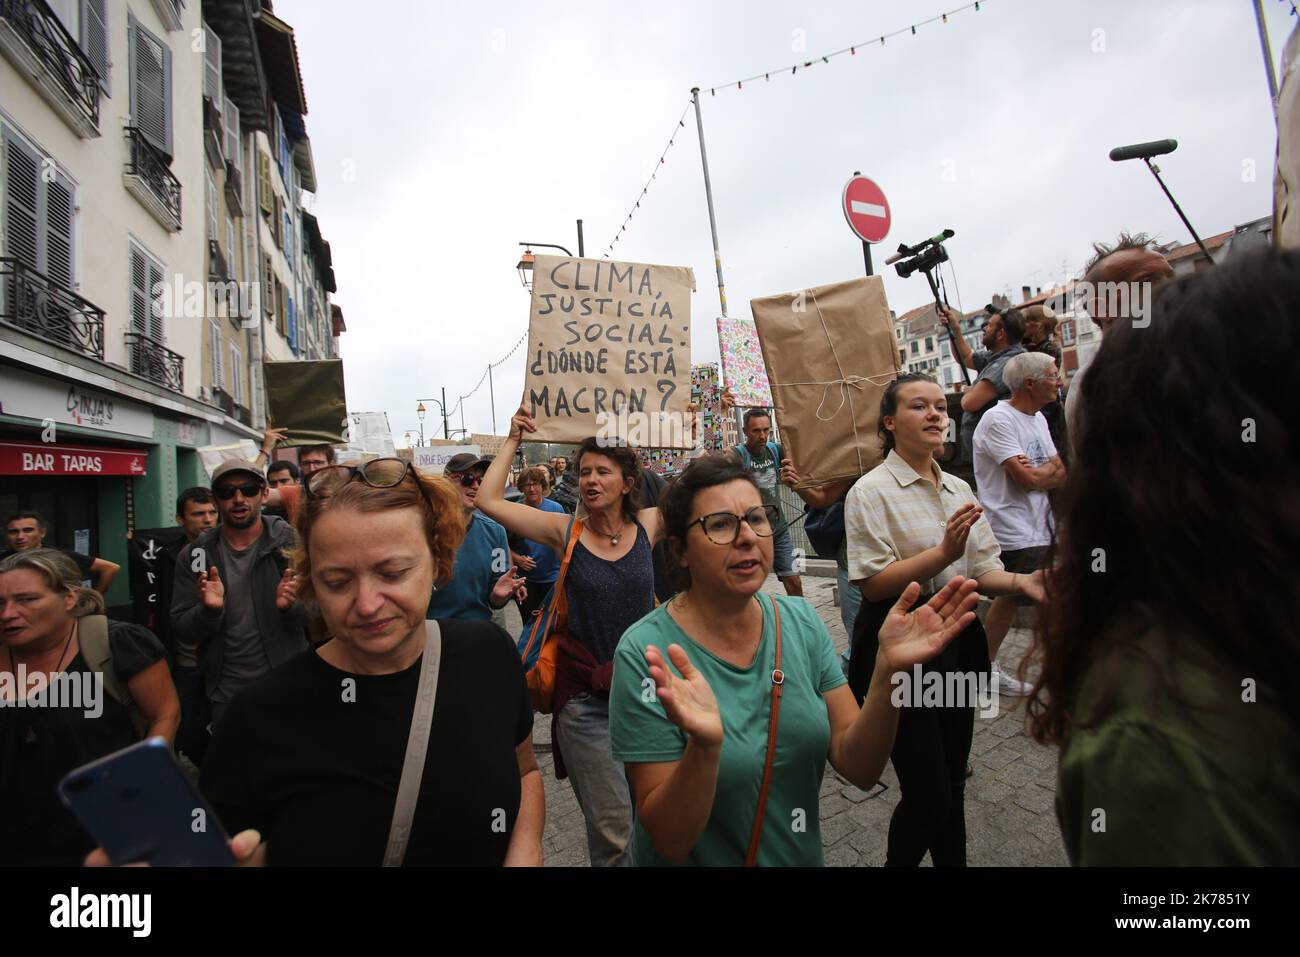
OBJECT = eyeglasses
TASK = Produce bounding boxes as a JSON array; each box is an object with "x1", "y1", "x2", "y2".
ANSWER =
[
  {"x1": 306, "y1": 458, "x2": 434, "y2": 514},
  {"x1": 456, "y1": 472, "x2": 484, "y2": 488},
  {"x1": 689, "y1": 505, "x2": 780, "y2": 545},
  {"x1": 214, "y1": 481, "x2": 264, "y2": 501}
]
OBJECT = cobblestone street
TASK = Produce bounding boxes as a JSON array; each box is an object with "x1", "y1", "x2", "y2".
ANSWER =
[{"x1": 509, "y1": 570, "x2": 1068, "y2": 867}]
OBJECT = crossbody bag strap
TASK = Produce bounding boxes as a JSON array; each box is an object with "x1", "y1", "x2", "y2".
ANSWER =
[
  {"x1": 383, "y1": 620, "x2": 443, "y2": 867},
  {"x1": 745, "y1": 595, "x2": 784, "y2": 867},
  {"x1": 550, "y1": 518, "x2": 584, "y2": 620}
]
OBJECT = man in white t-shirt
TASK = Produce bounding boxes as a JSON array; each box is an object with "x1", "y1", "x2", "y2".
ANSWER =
[{"x1": 973, "y1": 351, "x2": 1067, "y2": 695}]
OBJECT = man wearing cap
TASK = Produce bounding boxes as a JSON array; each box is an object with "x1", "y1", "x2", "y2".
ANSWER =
[
  {"x1": 427, "y1": 453, "x2": 527, "y2": 623},
  {"x1": 170, "y1": 460, "x2": 311, "y2": 748}
]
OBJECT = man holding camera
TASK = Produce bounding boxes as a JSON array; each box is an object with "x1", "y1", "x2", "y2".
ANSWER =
[{"x1": 940, "y1": 303, "x2": 1027, "y2": 472}]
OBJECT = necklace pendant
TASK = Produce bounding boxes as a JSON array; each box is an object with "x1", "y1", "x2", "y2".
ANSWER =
[{"x1": 610, "y1": 532, "x2": 622, "y2": 546}]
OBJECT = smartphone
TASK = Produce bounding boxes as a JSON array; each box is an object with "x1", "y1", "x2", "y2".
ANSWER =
[{"x1": 58, "y1": 737, "x2": 235, "y2": 866}]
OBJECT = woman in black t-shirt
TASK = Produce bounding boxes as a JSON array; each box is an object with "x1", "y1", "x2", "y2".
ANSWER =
[
  {"x1": 0, "y1": 548, "x2": 177, "y2": 865},
  {"x1": 198, "y1": 458, "x2": 543, "y2": 867}
]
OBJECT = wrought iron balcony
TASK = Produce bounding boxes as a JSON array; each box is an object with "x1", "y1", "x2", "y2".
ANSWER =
[
  {"x1": 0, "y1": 257, "x2": 105, "y2": 359},
  {"x1": 124, "y1": 126, "x2": 182, "y2": 232},
  {"x1": 0, "y1": 0, "x2": 101, "y2": 138},
  {"x1": 208, "y1": 239, "x2": 230, "y2": 281},
  {"x1": 125, "y1": 330, "x2": 184, "y2": 393}
]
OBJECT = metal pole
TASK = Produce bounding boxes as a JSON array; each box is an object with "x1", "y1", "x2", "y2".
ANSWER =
[
  {"x1": 441, "y1": 387, "x2": 449, "y2": 439},
  {"x1": 862, "y1": 241, "x2": 873, "y2": 276},
  {"x1": 488, "y1": 363, "x2": 496, "y2": 435},
  {"x1": 577, "y1": 219, "x2": 584, "y2": 258},
  {"x1": 691, "y1": 88, "x2": 728, "y2": 319},
  {"x1": 1253, "y1": 0, "x2": 1280, "y2": 104},
  {"x1": 1144, "y1": 159, "x2": 1213, "y2": 262},
  {"x1": 460, "y1": 401, "x2": 466, "y2": 438}
]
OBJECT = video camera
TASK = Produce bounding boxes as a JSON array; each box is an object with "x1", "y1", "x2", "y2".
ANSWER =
[{"x1": 888, "y1": 229, "x2": 955, "y2": 279}]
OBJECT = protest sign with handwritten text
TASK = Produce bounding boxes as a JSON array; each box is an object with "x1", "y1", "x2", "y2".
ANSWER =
[{"x1": 523, "y1": 255, "x2": 695, "y2": 447}]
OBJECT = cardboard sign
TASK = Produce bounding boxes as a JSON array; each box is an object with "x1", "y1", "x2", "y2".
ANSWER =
[
  {"x1": 522, "y1": 255, "x2": 695, "y2": 448},
  {"x1": 264, "y1": 359, "x2": 348, "y2": 446},
  {"x1": 412, "y1": 445, "x2": 481, "y2": 474},
  {"x1": 751, "y1": 276, "x2": 900, "y2": 489}
]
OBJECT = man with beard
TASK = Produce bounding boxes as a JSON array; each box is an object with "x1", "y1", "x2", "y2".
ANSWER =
[
  {"x1": 171, "y1": 461, "x2": 310, "y2": 734},
  {"x1": 940, "y1": 304, "x2": 1028, "y2": 471}
]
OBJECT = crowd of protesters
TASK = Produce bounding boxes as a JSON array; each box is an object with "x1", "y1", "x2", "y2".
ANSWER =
[{"x1": 0, "y1": 243, "x2": 1296, "y2": 868}]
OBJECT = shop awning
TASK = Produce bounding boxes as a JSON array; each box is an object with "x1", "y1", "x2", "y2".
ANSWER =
[{"x1": 0, "y1": 441, "x2": 148, "y2": 477}]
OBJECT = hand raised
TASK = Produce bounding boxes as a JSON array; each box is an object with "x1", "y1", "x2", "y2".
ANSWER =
[
  {"x1": 876, "y1": 577, "x2": 980, "y2": 675},
  {"x1": 199, "y1": 566, "x2": 224, "y2": 610},
  {"x1": 492, "y1": 565, "x2": 526, "y2": 603},
  {"x1": 780, "y1": 457, "x2": 800, "y2": 487},
  {"x1": 939, "y1": 503, "x2": 982, "y2": 564},
  {"x1": 644, "y1": 644, "x2": 723, "y2": 749},
  {"x1": 275, "y1": 566, "x2": 299, "y2": 611},
  {"x1": 509, "y1": 405, "x2": 537, "y2": 440}
]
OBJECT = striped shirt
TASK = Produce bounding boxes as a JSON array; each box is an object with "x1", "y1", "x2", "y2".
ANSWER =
[{"x1": 845, "y1": 449, "x2": 1003, "y2": 594}]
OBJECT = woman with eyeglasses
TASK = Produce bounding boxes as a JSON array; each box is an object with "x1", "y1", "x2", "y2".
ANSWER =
[
  {"x1": 605, "y1": 455, "x2": 980, "y2": 865},
  {"x1": 477, "y1": 408, "x2": 665, "y2": 867},
  {"x1": 185, "y1": 458, "x2": 544, "y2": 866},
  {"x1": 509, "y1": 465, "x2": 566, "y2": 625}
]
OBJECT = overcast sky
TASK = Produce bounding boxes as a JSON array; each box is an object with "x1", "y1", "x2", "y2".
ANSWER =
[{"x1": 277, "y1": 0, "x2": 1295, "y2": 444}]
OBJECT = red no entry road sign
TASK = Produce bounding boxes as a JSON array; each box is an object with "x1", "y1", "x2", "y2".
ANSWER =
[{"x1": 842, "y1": 175, "x2": 891, "y2": 244}]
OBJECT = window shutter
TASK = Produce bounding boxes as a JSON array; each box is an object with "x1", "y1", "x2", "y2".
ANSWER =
[
  {"x1": 262, "y1": 254, "x2": 274, "y2": 314},
  {"x1": 129, "y1": 245, "x2": 148, "y2": 334},
  {"x1": 230, "y1": 342, "x2": 242, "y2": 404},
  {"x1": 209, "y1": 317, "x2": 224, "y2": 389},
  {"x1": 224, "y1": 96, "x2": 241, "y2": 176},
  {"x1": 80, "y1": 0, "x2": 109, "y2": 93},
  {"x1": 258, "y1": 152, "x2": 272, "y2": 215},
  {"x1": 205, "y1": 168, "x2": 217, "y2": 241},
  {"x1": 287, "y1": 295, "x2": 296, "y2": 352},
  {"x1": 276, "y1": 279, "x2": 286, "y2": 336},
  {"x1": 203, "y1": 25, "x2": 222, "y2": 103},
  {"x1": 3, "y1": 132, "x2": 40, "y2": 272},
  {"x1": 226, "y1": 217, "x2": 236, "y2": 280},
  {"x1": 130, "y1": 19, "x2": 171, "y2": 155},
  {"x1": 147, "y1": 257, "x2": 166, "y2": 342},
  {"x1": 44, "y1": 172, "x2": 74, "y2": 290}
]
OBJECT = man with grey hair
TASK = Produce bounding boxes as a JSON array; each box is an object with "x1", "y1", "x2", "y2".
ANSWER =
[
  {"x1": 973, "y1": 351, "x2": 1066, "y2": 695},
  {"x1": 1065, "y1": 232, "x2": 1175, "y2": 449}
]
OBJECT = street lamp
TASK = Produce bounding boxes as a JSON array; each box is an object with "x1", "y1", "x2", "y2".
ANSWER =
[
  {"x1": 515, "y1": 220, "x2": 585, "y2": 289},
  {"x1": 415, "y1": 392, "x2": 451, "y2": 443}
]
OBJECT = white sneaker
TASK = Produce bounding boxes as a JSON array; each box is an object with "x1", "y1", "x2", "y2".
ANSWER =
[{"x1": 992, "y1": 663, "x2": 1034, "y2": 697}]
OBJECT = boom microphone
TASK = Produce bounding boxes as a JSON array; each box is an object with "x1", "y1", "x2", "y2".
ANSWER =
[{"x1": 1109, "y1": 139, "x2": 1178, "y2": 162}]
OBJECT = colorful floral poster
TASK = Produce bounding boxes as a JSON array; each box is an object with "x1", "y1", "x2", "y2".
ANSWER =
[{"x1": 717, "y1": 316, "x2": 773, "y2": 407}]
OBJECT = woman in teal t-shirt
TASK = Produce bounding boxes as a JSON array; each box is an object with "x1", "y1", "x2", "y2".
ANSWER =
[{"x1": 608, "y1": 455, "x2": 980, "y2": 866}]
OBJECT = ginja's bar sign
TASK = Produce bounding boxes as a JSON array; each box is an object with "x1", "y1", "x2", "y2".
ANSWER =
[{"x1": 0, "y1": 441, "x2": 148, "y2": 476}]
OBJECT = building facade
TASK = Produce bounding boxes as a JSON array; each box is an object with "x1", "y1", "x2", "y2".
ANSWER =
[{"x1": 0, "y1": 0, "x2": 340, "y2": 612}]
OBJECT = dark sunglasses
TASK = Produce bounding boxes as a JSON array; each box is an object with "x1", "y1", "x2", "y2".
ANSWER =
[
  {"x1": 689, "y1": 505, "x2": 780, "y2": 545},
  {"x1": 455, "y1": 471, "x2": 484, "y2": 488},
  {"x1": 214, "y1": 481, "x2": 264, "y2": 501},
  {"x1": 306, "y1": 458, "x2": 434, "y2": 513}
]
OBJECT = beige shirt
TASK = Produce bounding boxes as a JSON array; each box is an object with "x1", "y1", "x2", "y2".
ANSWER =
[{"x1": 845, "y1": 449, "x2": 1003, "y2": 595}]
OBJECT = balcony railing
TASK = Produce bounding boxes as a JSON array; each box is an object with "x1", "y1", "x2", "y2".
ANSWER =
[
  {"x1": 124, "y1": 126, "x2": 182, "y2": 232},
  {"x1": 125, "y1": 330, "x2": 184, "y2": 393},
  {"x1": 0, "y1": 257, "x2": 105, "y2": 359},
  {"x1": 0, "y1": 0, "x2": 101, "y2": 137}
]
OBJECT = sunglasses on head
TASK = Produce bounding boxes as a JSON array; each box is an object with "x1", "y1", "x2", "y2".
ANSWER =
[{"x1": 214, "y1": 480, "x2": 264, "y2": 500}]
